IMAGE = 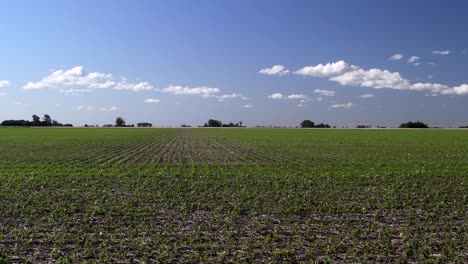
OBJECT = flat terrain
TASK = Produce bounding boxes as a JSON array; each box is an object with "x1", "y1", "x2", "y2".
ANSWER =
[{"x1": 0, "y1": 128, "x2": 466, "y2": 263}]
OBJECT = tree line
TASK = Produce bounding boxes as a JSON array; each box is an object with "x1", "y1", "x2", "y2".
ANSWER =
[
  {"x1": 0, "y1": 115, "x2": 457, "y2": 129},
  {"x1": 202, "y1": 119, "x2": 244, "y2": 127},
  {"x1": 1, "y1": 114, "x2": 72, "y2": 127},
  {"x1": 300, "y1": 120, "x2": 331, "y2": 128}
]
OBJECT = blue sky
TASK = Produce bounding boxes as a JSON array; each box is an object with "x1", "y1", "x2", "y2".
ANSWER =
[{"x1": 1, "y1": 0, "x2": 467, "y2": 127}]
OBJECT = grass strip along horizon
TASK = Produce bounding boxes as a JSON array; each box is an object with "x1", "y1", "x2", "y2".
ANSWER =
[{"x1": 0, "y1": 128, "x2": 466, "y2": 263}]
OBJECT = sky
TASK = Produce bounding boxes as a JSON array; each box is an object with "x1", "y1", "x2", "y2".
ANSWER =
[{"x1": 0, "y1": 0, "x2": 468, "y2": 127}]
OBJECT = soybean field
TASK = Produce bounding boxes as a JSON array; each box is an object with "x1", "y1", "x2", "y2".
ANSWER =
[{"x1": 0, "y1": 128, "x2": 466, "y2": 263}]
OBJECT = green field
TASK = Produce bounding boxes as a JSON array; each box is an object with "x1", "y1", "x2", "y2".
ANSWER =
[{"x1": 0, "y1": 128, "x2": 466, "y2": 263}]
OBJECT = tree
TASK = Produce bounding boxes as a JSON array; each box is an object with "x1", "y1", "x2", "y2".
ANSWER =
[
  {"x1": 137, "y1": 122, "x2": 152, "y2": 127},
  {"x1": 300, "y1": 120, "x2": 315, "y2": 128},
  {"x1": 206, "y1": 119, "x2": 222, "y2": 127},
  {"x1": 315, "y1": 123, "x2": 331, "y2": 128},
  {"x1": 115, "y1": 117, "x2": 126, "y2": 127},
  {"x1": 32, "y1": 115, "x2": 41, "y2": 126},
  {"x1": 399, "y1": 121, "x2": 429, "y2": 128},
  {"x1": 42, "y1": 114, "x2": 52, "y2": 126},
  {"x1": 1, "y1": 120, "x2": 32, "y2": 126}
]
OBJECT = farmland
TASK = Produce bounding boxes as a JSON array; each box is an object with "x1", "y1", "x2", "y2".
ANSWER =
[{"x1": 0, "y1": 128, "x2": 466, "y2": 263}]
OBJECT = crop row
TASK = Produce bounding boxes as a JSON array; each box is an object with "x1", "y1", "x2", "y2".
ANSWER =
[{"x1": 0, "y1": 133, "x2": 294, "y2": 167}]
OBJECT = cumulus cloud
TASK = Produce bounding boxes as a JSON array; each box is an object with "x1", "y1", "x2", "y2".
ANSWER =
[
  {"x1": 360, "y1": 94, "x2": 375, "y2": 98},
  {"x1": 316, "y1": 97, "x2": 323, "y2": 102},
  {"x1": 269, "y1": 93, "x2": 284, "y2": 99},
  {"x1": 113, "y1": 80, "x2": 154, "y2": 91},
  {"x1": 216, "y1": 93, "x2": 248, "y2": 101},
  {"x1": 144, "y1": 98, "x2": 160, "y2": 103},
  {"x1": 291, "y1": 60, "x2": 468, "y2": 95},
  {"x1": 295, "y1": 60, "x2": 353, "y2": 77},
  {"x1": 331, "y1": 103, "x2": 353, "y2": 109},
  {"x1": 242, "y1": 104, "x2": 254, "y2": 108},
  {"x1": 388, "y1": 54, "x2": 403, "y2": 61},
  {"x1": 285, "y1": 94, "x2": 307, "y2": 99},
  {"x1": 0, "y1": 80, "x2": 10, "y2": 88},
  {"x1": 100, "y1": 106, "x2": 118, "y2": 112},
  {"x1": 331, "y1": 68, "x2": 411, "y2": 89},
  {"x1": 161, "y1": 85, "x2": 220, "y2": 97},
  {"x1": 407, "y1": 56, "x2": 420, "y2": 63},
  {"x1": 259, "y1": 65, "x2": 289, "y2": 76},
  {"x1": 432, "y1": 50, "x2": 450, "y2": 55},
  {"x1": 297, "y1": 104, "x2": 303, "y2": 107},
  {"x1": 268, "y1": 93, "x2": 307, "y2": 100},
  {"x1": 24, "y1": 66, "x2": 153, "y2": 92},
  {"x1": 443, "y1": 84, "x2": 468, "y2": 95},
  {"x1": 0, "y1": 92, "x2": 7, "y2": 96},
  {"x1": 313, "y1": 89, "x2": 335, "y2": 97}
]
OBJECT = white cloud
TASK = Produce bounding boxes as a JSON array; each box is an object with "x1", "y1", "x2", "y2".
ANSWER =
[
  {"x1": 388, "y1": 54, "x2": 403, "y2": 61},
  {"x1": 242, "y1": 104, "x2": 254, "y2": 108},
  {"x1": 316, "y1": 97, "x2": 323, "y2": 102},
  {"x1": 432, "y1": 50, "x2": 450, "y2": 55},
  {"x1": 100, "y1": 106, "x2": 118, "y2": 112},
  {"x1": 269, "y1": 93, "x2": 283, "y2": 99},
  {"x1": 313, "y1": 89, "x2": 335, "y2": 97},
  {"x1": 331, "y1": 102, "x2": 353, "y2": 109},
  {"x1": 295, "y1": 60, "x2": 353, "y2": 77},
  {"x1": 144, "y1": 98, "x2": 160, "y2": 103},
  {"x1": 259, "y1": 65, "x2": 289, "y2": 76},
  {"x1": 77, "y1": 106, "x2": 93, "y2": 110},
  {"x1": 286, "y1": 94, "x2": 307, "y2": 99},
  {"x1": 216, "y1": 93, "x2": 248, "y2": 101},
  {"x1": 88, "y1": 80, "x2": 116, "y2": 89},
  {"x1": 113, "y1": 80, "x2": 154, "y2": 91},
  {"x1": 24, "y1": 66, "x2": 153, "y2": 92},
  {"x1": 25, "y1": 66, "x2": 111, "y2": 89},
  {"x1": 427, "y1": 75, "x2": 433, "y2": 79},
  {"x1": 0, "y1": 80, "x2": 10, "y2": 88},
  {"x1": 297, "y1": 104, "x2": 303, "y2": 107},
  {"x1": 407, "y1": 56, "x2": 420, "y2": 63},
  {"x1": 0, "y1": 92, "x2": 7, "y2": 96},
  {"x1": 293, "y1": 60, "x2": 468, "y2": 95},
  {"x1": 360, "y1": 94, "x2": 375, "y2": 98},
  {"x1": 268, "y1": 93, "x2": 307, "y2": 99},
  {"x1": 331, "y1": 68, "x2": 411, "y2": 89},
  {"x1": 161, "y1": 85, "x2": 220, "y2": 96},
  {"x1": 453, "y1": 84, "x2": 468, "y2": 95}
]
